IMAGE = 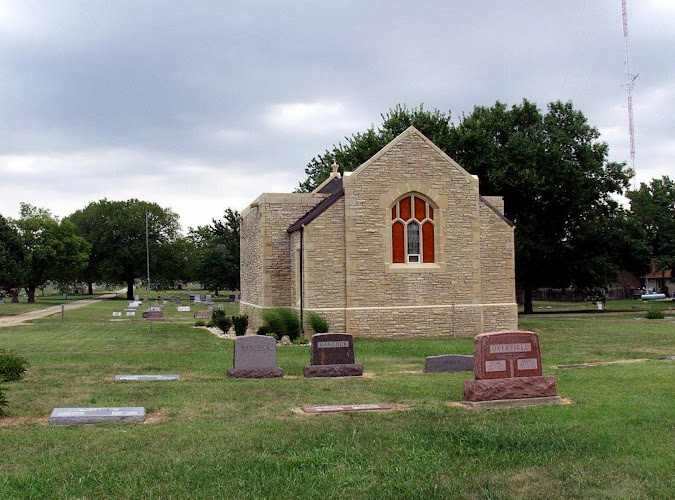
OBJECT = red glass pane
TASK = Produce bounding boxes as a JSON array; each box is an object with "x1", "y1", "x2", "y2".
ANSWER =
[
  {"x1": 392, "y1": 222, "x2": 405, "y2": 263},
  {"x1": 415, "y1": 197, "x2": 426, "y2": 221},
  {"x1": 422, "y1": 222, "x2": 435, "y2": 263},
  {"x1": 400, "y1": 196, "x2": 411, "y2": 221},
  {"x1": 391, "y1": 205, "x2": 397, "y2": 220},
  {"x1": 429, "y1": 206, "x2": 434, "y2": 220}
]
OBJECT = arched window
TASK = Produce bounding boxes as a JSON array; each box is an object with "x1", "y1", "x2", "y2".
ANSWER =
[{"x1": 391, "y1": 194, "x2": 435, "y2": 263}]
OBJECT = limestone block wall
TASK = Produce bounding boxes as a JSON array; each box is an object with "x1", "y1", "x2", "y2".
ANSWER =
[
  {"x1": 240, "y1": 193, "x2": 321, "y2": 332},
  {"x1": 342, "y1": 129, "x2": 485, "y2": 336},
  {"x1": 301, "y1": 198, "x2": 347, "y2": 333}
]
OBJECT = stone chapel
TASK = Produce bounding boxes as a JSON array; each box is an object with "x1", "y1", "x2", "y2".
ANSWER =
[{"x1": 239, "y1": 126, "x2": 517, "y2": 337}]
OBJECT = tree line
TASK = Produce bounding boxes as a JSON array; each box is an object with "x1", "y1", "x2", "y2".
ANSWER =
[{"x1": 0, "y1": 200, "x2": 240, "y2": 302}]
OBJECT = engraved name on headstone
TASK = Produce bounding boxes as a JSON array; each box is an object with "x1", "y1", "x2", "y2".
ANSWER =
[{"x1": 311, "y1": 333, "x2": 355, "y2": 365}]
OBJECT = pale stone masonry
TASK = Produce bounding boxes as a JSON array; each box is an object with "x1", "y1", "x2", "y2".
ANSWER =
[{"x1": 240, "y1": 127, "x2": 517, "y2": 337}]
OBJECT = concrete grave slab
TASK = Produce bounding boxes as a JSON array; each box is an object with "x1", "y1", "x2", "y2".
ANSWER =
[
  {"x1": 302, "y1": 403, "x2": 393, "y2": 414},
  {"x1": 115, "y1": 374, "x2": 180, "y2": 381},
  {"x1": 49, "y1": 407, "x2": 145, "y2": 425},
  {"x1": 424, "y1": 354, "x2": 474, "y2": 373}
]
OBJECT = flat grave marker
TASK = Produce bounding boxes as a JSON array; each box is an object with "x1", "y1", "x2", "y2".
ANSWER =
[
  {"x1": 142, "y1": 310, "x2": 165, "y2": 320},
  {"x1": 227, "y1": 335, "x2": 283, "y2": 378},
  {"x1": 424, "y1": 354, "x2": 474, "y2": 373},
  {"x1": 177, "y1": 306, "x2": 191, "y2": 312},
  {"x1": 115, "y1": 374, "x2": 180, "y2": 381},
  {"x1": 49, "y1": 407, "x2": 145, "y2": 425},
  {"x1": 194, "y1": 310, "x2": 210, "y2": 319},
  {"x1": 302, "y1": 403, "x2": 393, "y2": 414},
  {"x1": 112, "y1": 311, "x2": 122, "y2": 317},
  {"x1": 126, "y1": 311, "x2": 136, "y2": 317}
]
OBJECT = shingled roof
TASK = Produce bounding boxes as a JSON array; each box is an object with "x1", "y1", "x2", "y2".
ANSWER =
[{"x1": 288, "y1": 178, "x2": 344, "y2": 233}]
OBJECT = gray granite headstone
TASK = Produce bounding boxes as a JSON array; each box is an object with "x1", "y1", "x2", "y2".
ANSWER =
[
  {"x1": 424, "y1": 354, "x2": 474, "y2": 373},
  {"x1": 49, "y1": 407, "x2": 145, "y2": 425},
  {"x1": 227, "y1": 335, "x2": 283, "y2": 378},
  {"x1": 115, "y1": 374, "x2": 180, "y2": 381}
]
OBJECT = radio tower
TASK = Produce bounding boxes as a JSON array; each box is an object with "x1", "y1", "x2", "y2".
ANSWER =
[{"x1": 622, "y1": 0, "x2": 637, "y2": 187}]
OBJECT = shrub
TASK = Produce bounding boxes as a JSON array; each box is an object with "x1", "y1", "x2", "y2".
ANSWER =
[
  {"x1": 307, "y1": 312, "x2": 329, "y2": 334},
  {"x1": 646, "y1": 308, "x2": 665, "y2": 320},
  {"x1": 195, "y1": 320, "x2": 206, "y2": 327},
  {"x1": 0, "y1": 385, "x2": 7, "y2": 416},
  {"x1": 232, "y1": 315, "x2": 249, "y2": 336},
  {"x1": 261, "y1": 308, "x2": 301, "y2": 341},
  {"x1": 256, "y1": 325, "x2": 271, "y2": 336},
  {"x1": 0, "y1": 349, "x2": 29, "y2": 382},
  {"x1": 292, "y1": 337, "x2": 310, "y2": 345},
  {"x1": 211, "y1": 309, "x2": 232, "y2": 333}
]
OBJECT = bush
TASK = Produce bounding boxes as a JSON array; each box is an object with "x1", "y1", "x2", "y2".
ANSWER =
[
  {"x1": 256, "y1": 325, "x2": 271, "y2": 336},
  {"x1": 232, "y1": 315, "x2": 249, "y2": 336},
  {"x1": 0, "y1": 349, "x2": 29, "y2": 382},
  {"x1": 307, "y1": 312, "x2": 329, "y2": 334},
  {"x1": 292, "y1": 337, "x2": 310, "y2": 345},
  {"x1": 261, "y1": 308, "x2": 301, "y2": 341},
  {"x1": 0, "y1": 385, "x2": 7, "y2": 416},
  {"x1": 211, "y1": 310, "x2": 232, "y2": 333},
  {"x1": 195, "y1": 320, "x2": 206, "y2": 327},
  {"x1": 646, "y1": 308, "x2": 665, "y2": 320}
]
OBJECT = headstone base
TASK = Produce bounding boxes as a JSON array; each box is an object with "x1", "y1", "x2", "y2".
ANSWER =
[
  {"x1": 303, "y1": 364, "x2": 363, "y2": 378},
  {"x1": 463, "y1": 375, "x2": 557, "y2": 402},
  {"x1": 460, "y1": 396, "x2": 564, "y2": 409},
  {"x1": 226, "y1": 367, "x2": 284, "y2": 378}
]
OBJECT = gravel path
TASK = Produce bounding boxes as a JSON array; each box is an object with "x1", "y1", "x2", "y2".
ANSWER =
[{"x1": 0, "y1": 289, "x2": 126, "y2": 328}]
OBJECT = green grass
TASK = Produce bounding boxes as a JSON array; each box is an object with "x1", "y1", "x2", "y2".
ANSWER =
[{"x1": 0, "y1": 301, "x2": 673, "y2": 498}]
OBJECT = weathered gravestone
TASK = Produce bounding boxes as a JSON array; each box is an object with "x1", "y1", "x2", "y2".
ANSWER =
[
  {"x1": 142, "y1": 310, "x2": 164, "y2": 320},
  {"x1": 115, "y1": 374, "x2": 180, "y2": 381},
  {"x1": 227, "y1": 335, "x2": 283, "y2": 378},
  {"x1": 126, "y1": 311, "x2": 136, "y2": 317},
  {"x1": 424, "y1": 354, "x2": 474, "y2": 373},
  {"x1": 112, "y1": 311, "x2": 122, "y2": 317},
  {"x1": 194, "y1": 310, "x2": 210, "y2": 319},
  {"x1": 177, "y1": 306, "x2": 191, "y2": 312},
  {"x1": 49, "y1": 407, "x2": 145, "y2": 425},
  {"x1": 303, "y1": 333, "x2": 363, "y2": 377},
  {"x1": 463, "y1": 331, "x2": 558, "y2": 403}
]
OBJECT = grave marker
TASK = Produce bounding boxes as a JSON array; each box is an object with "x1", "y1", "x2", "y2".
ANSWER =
[
  {"x1": 227, "y1": 335, "x2": 283, "y2": 378},
  {"x1": 304, "y1": 333, "x2": 363, "y2": 377},
  {"x1": 115, "y1": 374, "x2": 179, "y2": 381},
  {"x1": 142, "y1": 310, "x2": 165, "y2": 320},
  {"x1": 49, "y1": 407, "x2": 145, "y2": 425},
  {"x1": 463, "y1": 331, "x2": 559, "y2": 403},
  {"x1": 302, "y1": 403, "x2": 393, "y2": 414},
  {"x1": 177, "y1": 306, "x2": 191, "y2": 312},
  {"x1": 194, "y1": 310, "x2": 210, "y2": 319},
  {"x1": 424, "y1": 354, "x2": 474, "y2": 373},
  {"x1": 112, "y1": 312, "x2": 122, "y2": 317},
  {"x1": 126, "y1": 311, "x2": 136, "y2": 317}
]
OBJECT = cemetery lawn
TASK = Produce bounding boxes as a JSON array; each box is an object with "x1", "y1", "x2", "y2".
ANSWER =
[{"x1": 0, "y1": 302, "x2": 673, "y2": 499}]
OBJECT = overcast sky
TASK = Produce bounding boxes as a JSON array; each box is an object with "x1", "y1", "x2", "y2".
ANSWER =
[{"x1": 1, "y1": 0, "x2": 673, "y2": 232}]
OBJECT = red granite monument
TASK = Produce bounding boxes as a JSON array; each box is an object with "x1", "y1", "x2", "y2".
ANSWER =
[{"x1": 463, "y1": 331, "x2": 558, "y2": 403}]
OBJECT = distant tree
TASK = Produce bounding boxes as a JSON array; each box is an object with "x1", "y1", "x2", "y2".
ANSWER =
[
  {"x1": 628, "y1": 176, "x2": 675, "y2": 275},
  {"x1": 298, "y1": 104, "x2": 453, "y2": 192},
  {"x1": 448, "y1": 100, "x2": 636, "y2": 312},
  {"x1": 67, "y1": 199, "x2": 182, "y2": 300},
  {"x1": 14, "y1": 203, "x2": 90, "y2": 303},
  {"x1": 0, "y1": 214, "x2": 25, "y2": 300},
  {"x1": 189, "y1": 208, "x2": 240, "y2": 295}
]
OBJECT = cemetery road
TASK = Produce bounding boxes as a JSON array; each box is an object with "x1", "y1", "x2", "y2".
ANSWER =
[{"x1": 0, "y1": 289, "x2": 126, "y2": 328}]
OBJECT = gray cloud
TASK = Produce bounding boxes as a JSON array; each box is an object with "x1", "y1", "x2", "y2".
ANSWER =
[{"x1": 0, "y1": 0, "x2": 672, "y2": 231}]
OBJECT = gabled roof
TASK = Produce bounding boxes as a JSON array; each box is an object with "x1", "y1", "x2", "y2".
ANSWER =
[{"x1": 288, "y1": 178, "x2": 344, "y2": 233}]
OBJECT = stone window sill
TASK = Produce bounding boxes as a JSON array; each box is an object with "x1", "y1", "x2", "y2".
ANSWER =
[{"x1": 385, "y1": 263, "x2": 445, "y2": 273}]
